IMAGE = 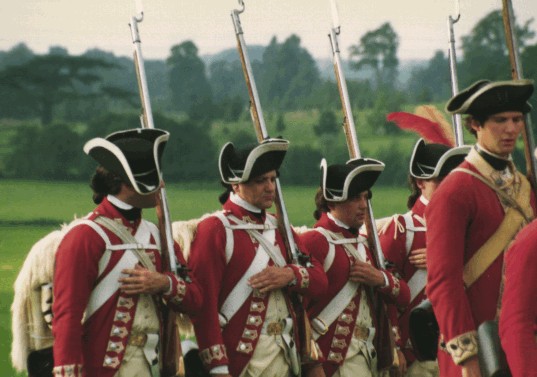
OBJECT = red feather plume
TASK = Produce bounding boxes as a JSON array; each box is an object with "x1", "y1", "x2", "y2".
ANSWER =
[{"x1": 386, "y1": 110, "x2": 455, "y2": 147}]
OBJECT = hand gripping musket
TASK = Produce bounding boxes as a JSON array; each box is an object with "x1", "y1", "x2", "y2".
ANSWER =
[
  {"x1": 502, "y1": 0, "x2": 537, "y2": 192},
  {"x1": 447, "y1": 0, "x2": 465, "y2": 147},
  {"x1": 231, "y1": 0, "x2": 318, "y2": 365},
  {"x1": 129, "y1": 4, "x2": 187, "y2": 376},
  {"x1": 328, "y1": 0, "x2": 395, "y2": 372}
]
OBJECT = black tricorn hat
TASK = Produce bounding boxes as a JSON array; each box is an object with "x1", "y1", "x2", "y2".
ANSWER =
[
  {"x1": 446, "y1": 79, "x2": 534, "y2": 116},
  {"x1": 219, "y1": 138, "x2": 289, "y2": 184},
  {"x1": 321, "y1": 157, "x2": 384, "y2": 202},
  {"x1": 84, "y1": 128, "x2": 169, "y2": 195},
  {"x1": 410, "y1": 138, "x2": 470, "y2": 179}
]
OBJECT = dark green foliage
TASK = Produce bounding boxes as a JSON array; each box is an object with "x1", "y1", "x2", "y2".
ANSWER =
[
  {"x1": 314, "y1": 110, "x2": 339, "y2": 136},
  {"x1": 276, "y1": 114, "x2": 286, "y2": 133},
  {"x1": 349, "y1": 22, "x2": 399, "y2": 89},
  {"x1": 374, "y1": 140, "x2": 410, "y2": 186},
  {"x1": 279, "y1": 146, "x2": 323, "y2": 185},
  {"x1": 5, "y1": 123, "x2": 84, "y2": 179},
  {"x1": 258, "y1": 35, "x2": 321, "y2": 110},
  {"x1": 407, "y1": 50, "x2": 451, "y2": 103},
  {"x1": 167, "y1": 41, "x2": 213, "y2": 113}
]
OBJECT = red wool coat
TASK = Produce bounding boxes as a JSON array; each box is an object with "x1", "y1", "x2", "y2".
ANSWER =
[
  {"x1": 188, "y1": 199, "x2": 328, "y2": 377},
  {"x1": 499, "y1": 220, "x2": 537, "y2": 377},
  {"x1": 300, "y1": 213, "x2": 410, "y2": 377},
  {"x1": 379, "y1": 196, "x2": 428, "y2": 365},
  {"x1": 426, "y1": 157, "x2": 536, "y2": 376},
  {"x1": 52, "y1": 197, "x2": 202, "y2": 377}
]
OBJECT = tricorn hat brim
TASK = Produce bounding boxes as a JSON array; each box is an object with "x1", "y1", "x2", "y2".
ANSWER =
[
  {"x1": 410, "y1": 138, "x2": 470, "y2": 179},
  {"x1": 84, "y1": 128, "x2": 169, "y2": 195},
  {"x1": 321, "y1": 157, "x2": 385, "y2": 202},
  {"x1": 219, "y1": 138, "x2": 289, "y2": 184},
  {"x1": 446, "y1": 79, "x2": 534, "y2": 116}
]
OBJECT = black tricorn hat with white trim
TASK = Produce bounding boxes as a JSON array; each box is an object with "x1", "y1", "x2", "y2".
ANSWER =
[
  {"x1": 446, "y1": 79, "x2": 534, "y2": 116},
  {"x1": 84, "y1": 128, "x2": 169, "y2": 195},
  {"x1": 410, "y1": 138, "x2": 470, "y2": 179},
  {"x1": 219, "y1": 138, "x2": 289, "y2": 184},
  {"x1": 321, "y1": 157, "x2": 384, "y2": 202}
]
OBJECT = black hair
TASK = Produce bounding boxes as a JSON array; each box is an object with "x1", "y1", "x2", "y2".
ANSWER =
[
  {"x1": 314, "y1": 187, "x2": 330, "y2": 220},
  {"x1": 464, "y1": 114, "x2": 489, "y2": 137},
  {"x1": 218, "y1": 182, "x2": 233, "y2": 205},
  {"x1": 90, "y1": 166, "x2": 123, "y2": 204},
  {"x1": 407, "y1": 175, "x2": 421, "y2": 209}
]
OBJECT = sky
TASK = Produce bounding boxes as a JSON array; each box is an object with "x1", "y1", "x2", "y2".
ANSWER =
[{"x1": 1, "y1": 0, "x2": 536, "y2": 62}]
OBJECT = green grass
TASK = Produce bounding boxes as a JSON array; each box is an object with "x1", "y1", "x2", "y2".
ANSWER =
[{"x1": 0, "y1": 179, "x2": 408, "y2": 376}]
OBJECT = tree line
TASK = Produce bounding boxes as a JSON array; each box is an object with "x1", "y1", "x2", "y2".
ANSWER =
[{"x1": 0, "y1": 10, "x2": 535, "y2": 186}]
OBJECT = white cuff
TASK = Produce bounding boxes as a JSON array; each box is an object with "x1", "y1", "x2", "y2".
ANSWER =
[
  {"x1": 381, "y1": 271, "x2": 389, "y2": 288},
  {"x1": 210, "y1": 365, "x2": 229, "y2": 374}
]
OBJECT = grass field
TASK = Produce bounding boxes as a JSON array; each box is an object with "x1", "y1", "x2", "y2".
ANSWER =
[{"x1": 0, "y1": 179, "x2": 408, "y2": 376}]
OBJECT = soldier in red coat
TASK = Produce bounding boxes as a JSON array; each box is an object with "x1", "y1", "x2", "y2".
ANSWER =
[
  {"x1": 425, "y1": 80, "x2": 536, "y2": 377},
  {"x1": 52, "y1": 128, "x2": 203, "y2": 377},
  {"x1": 499, "y1": 217, "x2": 537, "y2": 377},
  {"x1": 378, "y1": 139, "x2": 468, "y2": 376},
  {"x1": 300, "y1": 158, "x2": 410, "y2": 377},
  {"x1": 188, "y1": 139, "x2": 328, "y2": 377}
]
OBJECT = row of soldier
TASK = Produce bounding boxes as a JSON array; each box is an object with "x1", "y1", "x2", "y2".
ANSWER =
[{"x1": 12, "y1": 78, "x2": 536, "y2": 377}]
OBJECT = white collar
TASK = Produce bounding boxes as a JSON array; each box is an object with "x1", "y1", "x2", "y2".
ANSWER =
[
  {"x1": 327, "y1": 212, "x2": 351, "y2": 230},
  {"x1": 107, "y1": 195, "x2": 134, "y2": 210},
  {"x1": 230, "y1": 192, "x2": 262, "y2": 213},
  {"x1": 419, "y1": 195, "x2": 429, "y2": 206}
]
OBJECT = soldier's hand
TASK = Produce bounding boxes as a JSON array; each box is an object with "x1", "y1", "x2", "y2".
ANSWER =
[
  {"x1": 348, "y1": 260, "x2": 385, "y2": 287},
  {"x1": 396, "y1": 348, "x2": 407, "y2": 376},
  {"x1": 408, "y1": 247, "x2": 427, "y2": 270},
  {"x1": 119, "y1": 264, "x2": 170, "y2": 295},
  {"x1": 248, "y1": 266, "x2": 295, "y2": 293}
]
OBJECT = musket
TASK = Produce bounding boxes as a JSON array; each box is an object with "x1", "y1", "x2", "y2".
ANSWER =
[
  {"x1": 328, "y1": 0, "x2": 394, "y2": 371},
  {"x1": 129, "y1": 3, "x2": 185, "y2": 376},
  {"x1": 501, "y1": 0, "x2": 537, "y2": 191},
  {"x1": 447, "y1": 0, "x2": 465, "y2": 147},
  {"x1": 230, "y1": 0, "x2": 317, "y2": 363}
]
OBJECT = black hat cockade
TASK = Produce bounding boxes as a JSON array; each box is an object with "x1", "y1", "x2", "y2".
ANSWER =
[
  {"x1": 219, "y1": 138, "x2": 289, "y2": 184},
  {"x1": 446, "y1": 79, "x2": 534, "y2": 117},
  {"x1": 84, "y1": 128, "x2": 169, "y2": 195},
  {"x1": 321, "y1": 158, "x2": 384, "y2": 202},
  {"x1": 409, "y1": 138, "x2": 470, "y2": 179}
]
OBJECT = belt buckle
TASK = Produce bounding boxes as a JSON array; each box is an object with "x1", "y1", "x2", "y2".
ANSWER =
[
  {"x1": 266, "y1": 321, "x2": 283, "y2": 335},
  {"x1": 128, "y1": 333, "x2": 148, "y2": 347}
]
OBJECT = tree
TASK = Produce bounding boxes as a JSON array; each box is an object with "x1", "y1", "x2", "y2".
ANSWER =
[
  {"x1": 349, "y1": 22, "x2": 399, "y2": 89},
  {"x1": 0, "y1": 54, "x2": 125, "y2": 124},
  {"x1": 167, "y1": 41, "x2": 212, "y2": 113},
  {"x1": 406, "y1": 50, "x2": 451, "y2": 103},
  {"x1": 275, "y1": 113, "x2": 286, "y2": 133},
  {"x1": 258, "y1": 35, "x2": 321, "y2": 110},
  {"x1": 460, "y1": 10, "x2": 534, "y2": 85},
  {"x1": 314, "y1": 109, "x2": 338, "y2": 136}
]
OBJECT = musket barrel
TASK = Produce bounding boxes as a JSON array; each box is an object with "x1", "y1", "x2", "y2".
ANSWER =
[
  {"x1": 231, "y1": 9, "x2": 268, "y2": 140},
  {"x1": 130, "y1": 15, "x2": 155, "y2": 131},
  {"x1": 447, "y1": 13, "x2": 464, "y2": 147},
  {"x1": 502, "y1": 0, "x2": 537, "y2": 190},
  {"x1": 329, "y1": 29, "x2": 361, "y2": 158}
]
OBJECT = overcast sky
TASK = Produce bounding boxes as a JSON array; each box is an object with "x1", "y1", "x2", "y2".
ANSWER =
[{"x1": 1, "y1": 0, "x2": 536, "y2": 62}]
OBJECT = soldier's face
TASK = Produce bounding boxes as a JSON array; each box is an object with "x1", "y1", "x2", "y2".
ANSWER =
[
  {"x1": 234, "y1": 170, "x2": 277, "y2": 210},
  {"x1": 118, "y1": 183, "x2": 159, "y2": 209},
  {"x1": 329, "y1": 191, "x2": 369, "y2": 229},
  {"x1": 473, "y1": 111, "x2": 524, "y2": 157}
]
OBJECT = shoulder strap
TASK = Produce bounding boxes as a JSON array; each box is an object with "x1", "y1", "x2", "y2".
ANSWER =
[
  {"x1": 313, "y1": 228, "x2": 336, "y2": 272},
  {"x1": 456, "y1": 168, "x2": 534, "y2": 287}
]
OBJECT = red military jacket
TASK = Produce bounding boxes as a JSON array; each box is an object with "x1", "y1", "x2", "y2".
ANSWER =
[
  {"x1": 188, "y1": 198, "x2": 327, "y2": 376},
  {"x1": 52, "y1": 197, "x2": 202, "y2": 377},
  {"x1": 379, "y1": 196, "x2": 428, "y2": 364},
  {"x1": 300, "y1": 212, "x2": 410, "y2": 377},
  {"x1": 499, "y1": 220, "x2": 537, "y2": 377},
  {"x1": 426, "y1": 151, "x2": 536, "y2": 376}
]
